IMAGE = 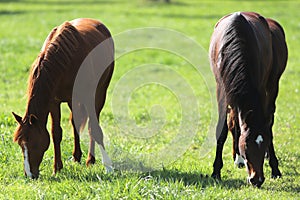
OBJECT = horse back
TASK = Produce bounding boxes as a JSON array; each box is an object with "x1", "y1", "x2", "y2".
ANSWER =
[
  {"x1": 70, "y1": 18, "x2": 113, "y2": 52},
  {"x1": 37, "y1": 18, "x2": 114, "y2": 102},
  {"x1": 209, "y1": 12, "x2": 273, "y2": 107}
]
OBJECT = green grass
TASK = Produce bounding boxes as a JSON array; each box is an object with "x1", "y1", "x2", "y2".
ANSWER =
[{"x1": 0, "y1": 0, "x2": 299, "y2": 199}]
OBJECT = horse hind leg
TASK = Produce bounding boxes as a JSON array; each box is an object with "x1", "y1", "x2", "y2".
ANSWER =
[
  {"x1": 87, "y1": 116, "x2": 113, "y2": 173},
  {"x1": 212, "y1": 85, "x2": 229, "y2": 180},
  {"x1": 268, "y1": 113, "x2": 281, "y2": 178},
  {"x1": 267, "y1": 82, "x2": 281, "y2": 178},
  {"x1": 86, "y1": 70, "x2": 114, "y2": 172},
  {"x1": 268, "y1": 139, "x2": 281, "y2": 178}
]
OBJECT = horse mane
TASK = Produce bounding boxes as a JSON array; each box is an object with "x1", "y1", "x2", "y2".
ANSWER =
[
  {"x1": 27, "y1": 21, "x2": 81, "y2": 103},
  {"x1": 219, "y1": 13, "x2": 259, "y2": 107}
]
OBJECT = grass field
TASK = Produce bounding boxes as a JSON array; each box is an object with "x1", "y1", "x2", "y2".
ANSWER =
[{"x1": 0, "y1": 0, "x2": 299, "y2": 199}]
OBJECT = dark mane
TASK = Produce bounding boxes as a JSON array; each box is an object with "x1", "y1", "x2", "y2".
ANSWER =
[
  {"x1": 27, "y1": 22, "x2": 81, "y2": 104},
  {"x1": 219, "y1": 13, "x2": 258, "y2": 107},
  {"x1": 210, "y1": 12, "x2": 287, "y2": 187}
]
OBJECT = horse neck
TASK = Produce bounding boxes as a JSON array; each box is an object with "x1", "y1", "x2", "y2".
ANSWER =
[
  {"x1": 26, "y1": 73, "x2": 52, "y2": 125},
  {"x1": 237, "y1": 95, "x2": 266, "y2": 131},
  {"x1": 25, "y1": 97, "x2": 50, "y2": 126}
]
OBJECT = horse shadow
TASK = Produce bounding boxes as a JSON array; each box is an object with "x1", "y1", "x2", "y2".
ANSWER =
[
  {"x1": 50, "y1": 161, "x2": 245, "y2": 189},
  {"x1": 141, "y1": 169, "x2": 246, "y2": 189},
  {"x1": 46, "y1": 154, "x2": 300, "y2": 193},
  {"x1": 45, "y1": 163, "x2": 300, "y2": 194}
]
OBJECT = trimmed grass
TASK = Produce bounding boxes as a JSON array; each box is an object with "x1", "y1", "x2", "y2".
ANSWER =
[{"x1": 0, "y1": 0, "x2": 299, "y2": 199}]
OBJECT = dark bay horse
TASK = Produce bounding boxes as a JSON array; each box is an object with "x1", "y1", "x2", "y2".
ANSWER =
[
  {"x1": 12, "y1": 18, "x2": 114, "y2": 179},
  {"x1": 209, "y1": 12, "x2": 287, "y2": 187}
]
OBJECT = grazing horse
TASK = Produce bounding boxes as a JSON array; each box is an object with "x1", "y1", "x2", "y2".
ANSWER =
[
  {"x1": 12, "y1": 18, "x2": 114, "y2": 179},
  {"x1": 209, "y1": 12, "x2": 287, "y2": 187}
]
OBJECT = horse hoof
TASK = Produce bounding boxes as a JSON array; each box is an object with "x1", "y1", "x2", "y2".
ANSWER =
[
  {"x1": 271, "y1": 171, "x2": 282, "y2": 179},
  {"x1": 86, "y1": 156, "x2": 96, "y2": 166},
  {"x1": 52, "y1": 171, "x2": 57, "y2": 177},
  {"x1": 105, "y1": 165, "x2": 114, "y2": 174},
  {"x1": 211, "y1": 172, "x2": 221, "y2": 180},
  {"x1": 54, "y1": 161, "x2": 63, "y2": 174},
  {"x1": 73, "y1": 157, "x2": 81, "y2": 163}
]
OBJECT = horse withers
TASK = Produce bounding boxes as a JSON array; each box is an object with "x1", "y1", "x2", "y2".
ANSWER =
[
  {"x1": 209, "y1": 12, "x2": 287, "y2": 187},
  {"x1": 12, "y1": 18, "x2": 114, "y2": 179}
]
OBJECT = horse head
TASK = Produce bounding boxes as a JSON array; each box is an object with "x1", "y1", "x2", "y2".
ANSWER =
[
  {"x1": 238, "y1": 109, "x2": 270, "y2": 187},
  {"x1": 12, "y1": 112, "x2": 50, "y2": 179}
]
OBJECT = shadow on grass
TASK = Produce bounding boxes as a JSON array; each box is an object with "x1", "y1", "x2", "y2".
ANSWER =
[
  {"x1": 158, "y1": 13, "x2": 221, "y2": 20},
  {"x1": 145, "y1": 1, "x2": 189, "y2": 6},
  {"x1": 39, "y1": 150, "x2": 300, "y2": 193},
  {"x1": 0, "y1": 0, "x2": 20, "y2": 2},
  {"x1": 128, "y1": 11, "x2": 221, "y2": 20},
  {"x1": 47, "y1": 162, "x2": 245, "y2": 189},
  {"x1": 15, "y1": 0, "x2": 122, "y2": 5},
  {"x1": 37, "y1": 162, "x2": 300, "y2": 193},
  {"x1": 146, "y1": 169, "x2": 246, "y2": 189},
  {"x1": 111, "y1": 160, "x2": 245, "y2": 188},
  {"x1": 0, "y1": 10, "x2": 25, "y2": 15}
]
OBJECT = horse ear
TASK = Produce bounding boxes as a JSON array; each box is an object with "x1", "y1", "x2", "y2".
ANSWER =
[
  {"x1": 29, "y1": 114, "x2": 38, "y2": 125},
  {"x1": 12, "y1": 112, "x2": 22, "y2": 124},
  {"x1": 238, "y1": 109, "x2": 253, "y2": 126}
]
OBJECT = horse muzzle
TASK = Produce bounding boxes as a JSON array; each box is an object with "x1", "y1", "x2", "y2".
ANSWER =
[
  {"x1": 25, "y1": 170, "x2": 39, "y2": 179},
  {"x1": 247, "y1": 175, "x2": 265, "y2": 188}
]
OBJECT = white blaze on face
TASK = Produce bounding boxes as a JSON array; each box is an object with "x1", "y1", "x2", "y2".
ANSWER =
[
  {"x1": 99, "y1": 145, "x2": 113, "y2": 173},
  {"x1": 23, "y1": 145, "x2": 32, "y2": 178},
  {"x1": 255, "y1": 135, "x2": 263, "y2": 146},
  {"x1": 238, "y1": 111, "x2": 247, "y2": 132}
]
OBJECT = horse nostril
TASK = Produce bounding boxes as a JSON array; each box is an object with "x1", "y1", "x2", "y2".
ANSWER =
[
  {"x1": 258, "y1": 177, "x2": 265, "y2": 187},
  {"x1": 32, "y1": 175, "x2": 38, "y2": 179},
  {"x1": 238, "y1": 163, "x2": 245, "y2": 168},
  {"x1": 32, "y1": 172, "x2": 40, "y2": 179},
  {"x1": 26, "y1": 171, "x2": 39, "y2": 179},
  {"x1": 249, "y1": 177, "x2": 255, "y2": 185},
  {"x1": 249, "y1": 177, "x2": 264, "y2": 188}
]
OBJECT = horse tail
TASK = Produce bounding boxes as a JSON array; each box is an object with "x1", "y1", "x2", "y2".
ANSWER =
[
  {"x1": 71, "y1": 103, "x2": 88, "y2": 133},
  {"x1": 219, "y1": 12, "x2": 258, "y2": 106},
  {"x1": 79, "y1": 111, "x2": 88, "y2": 133},
  {"x1": 78, "y1": 103, "x2": 88, "y2": 133}
]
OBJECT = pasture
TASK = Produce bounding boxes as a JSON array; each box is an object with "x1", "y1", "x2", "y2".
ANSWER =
[{"x1": 0, "y1": 0, "x2": 299, "y2": 199}]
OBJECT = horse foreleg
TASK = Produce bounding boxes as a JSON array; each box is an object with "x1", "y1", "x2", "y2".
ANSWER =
[
  {"x1": 71, "y1": 115, "x2": 82, "y2": 162},
  {"x1": 68, "y1": 102, "x2": 83, "y2": 163},
  {"x1": 50, "y1": 103, "x2": 63, "y2": 174},
  {"x1": 228, "y1": 108, "x2": 243, "y2": 167},
  {"x1": 232, "y1": 120, "x2": 244, "y2": 168}
]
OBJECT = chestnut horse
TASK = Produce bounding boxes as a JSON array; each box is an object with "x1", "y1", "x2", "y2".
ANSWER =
[
  {"x1": 209, "y1": 12, "x2": 287, "y2": 187},
  {"x1": 12, "y1": 18, "x2": 114, "y2": 179}
]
